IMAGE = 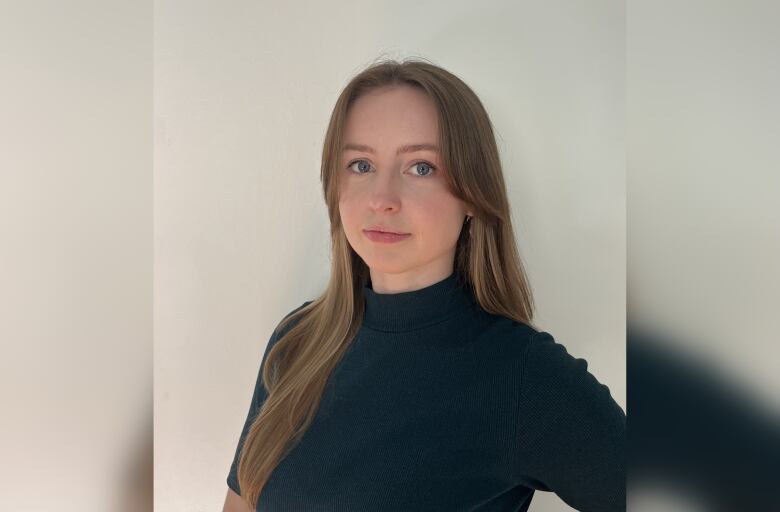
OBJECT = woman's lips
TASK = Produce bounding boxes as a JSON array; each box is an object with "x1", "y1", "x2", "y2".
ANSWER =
[{"x1": 363, "y1": 230, "x2": 411, "y2": 243}]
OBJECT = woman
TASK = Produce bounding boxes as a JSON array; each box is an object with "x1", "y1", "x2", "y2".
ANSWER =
[{"x1": 223, "y1": 57, "x2": 625, "y2": 512}]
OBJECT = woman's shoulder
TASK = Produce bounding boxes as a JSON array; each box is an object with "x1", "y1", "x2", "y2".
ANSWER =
[
  {"x1": 273, "y1": 300, "x2": 314, "y2": 337},
  {"x1": 518, "y1": 328, "x2": 625, "y2": 419},
  {"x1": 291, "y1": 299, "x2": 314, "y2": 315},
  {"x1": 283, "y1": 299, "x2": 314, "y2": 320},
  {"x1": 472, "y1": 312, "x2": 542, "y2": 355},
  {"x1": 476, "y1": 315, "x2": 605, "y2": 390}
]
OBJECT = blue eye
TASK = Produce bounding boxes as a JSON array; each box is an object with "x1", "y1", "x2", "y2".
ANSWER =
[
  {"x1": 347, "y1": 160, "x2": 373, "y2": 174},
  {"x1": 346, "y1": 159, "x2": 437, "y2": 177},
  {"x1": 410, "y1": 161, "x2": 436, "y2": 177}
]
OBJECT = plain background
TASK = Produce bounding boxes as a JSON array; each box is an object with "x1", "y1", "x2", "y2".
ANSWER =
[
  {"x1": 154, "y1": 1, "x2": 624, "y2": 511},
  {"x1": 1, "y1": 1, "x2": 152, "y2": 511}
]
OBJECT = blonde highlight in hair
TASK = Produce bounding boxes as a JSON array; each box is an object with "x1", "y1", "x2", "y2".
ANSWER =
[{"x1": 236, "y1": 55, "x2": 537, "y2": 509}]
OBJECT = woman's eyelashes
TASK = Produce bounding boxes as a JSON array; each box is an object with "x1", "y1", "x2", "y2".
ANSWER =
[{"x1": 345, "y1": 159, "x2": 437, "y2": 177}]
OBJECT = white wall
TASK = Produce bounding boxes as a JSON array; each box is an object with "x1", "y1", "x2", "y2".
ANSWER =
[
  {"x1": 1, "y1": 2, "x2": 152, "y2": 511},
  {"x1": 154, "y1": 1, "x2": 624, "y2": 511}
]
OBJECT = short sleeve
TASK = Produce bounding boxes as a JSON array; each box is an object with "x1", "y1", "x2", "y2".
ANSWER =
[
  {"x1": 514, "y1": 331, "x2": 626, "y2": 512},
  {"x1": 226, "y1": 301, "x2": 312, "y2": 496}
]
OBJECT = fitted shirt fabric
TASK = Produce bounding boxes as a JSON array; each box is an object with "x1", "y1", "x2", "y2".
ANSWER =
[{"x1": 227, "y1": 271, "x2": 626, "y2": 511}]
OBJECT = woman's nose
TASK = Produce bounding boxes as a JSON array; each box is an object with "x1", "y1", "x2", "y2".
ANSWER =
[{"x1": 366, "y1": 169, "x2": 402, "y2": 208}]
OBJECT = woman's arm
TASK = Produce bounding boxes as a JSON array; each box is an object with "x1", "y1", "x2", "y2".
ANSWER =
[
  {"x1": 221, "y1": 487, "x2": 253, "y2": 512},
  {"x1": 223, "y1": 300, "x2": 313, "y2": 510},
  {"x1": 514, "y1": 331, "x2": 626, "y2": 511}
]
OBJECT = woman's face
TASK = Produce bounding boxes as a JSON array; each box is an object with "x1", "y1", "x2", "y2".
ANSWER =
[{"x1": 338, "y1": 85, "x2": 471, "y2": 294}]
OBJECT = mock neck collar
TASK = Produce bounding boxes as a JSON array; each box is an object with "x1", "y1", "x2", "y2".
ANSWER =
[{"x1": 362, "y1": 270, "x2": 477, "y2": 332}]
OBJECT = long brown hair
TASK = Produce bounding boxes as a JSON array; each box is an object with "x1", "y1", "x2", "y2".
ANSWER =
[{"x1": 236, "y1": 55, "x2": 537, "y2": 509}]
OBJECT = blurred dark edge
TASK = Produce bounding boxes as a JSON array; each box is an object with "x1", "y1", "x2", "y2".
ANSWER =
[{"x1": 627, "y1": 326, "x2": 780, "y2": 510}]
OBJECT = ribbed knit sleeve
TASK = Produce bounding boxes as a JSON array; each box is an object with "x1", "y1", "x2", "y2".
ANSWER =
[
  {"x1": 514, "y1": 331, "x2": 626, "y2": 511},
  {"x1": 226, "y1": 301, "x2": 312, "y2": 497}
]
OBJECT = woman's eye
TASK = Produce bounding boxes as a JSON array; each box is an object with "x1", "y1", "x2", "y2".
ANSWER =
[
  {"x1": 346, "y1": 159, "x2": 437, "y2": 177},
  {"x1": 347, "y1": 160, "x2": 373, "y2": 174},
  {"x1": 410, "y1": 161, "x2": 436, "y2": 177}
]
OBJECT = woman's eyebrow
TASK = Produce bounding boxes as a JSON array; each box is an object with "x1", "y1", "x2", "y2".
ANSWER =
[{"x1": 342, "y1": 143, "x2": 440, "y2": 155}]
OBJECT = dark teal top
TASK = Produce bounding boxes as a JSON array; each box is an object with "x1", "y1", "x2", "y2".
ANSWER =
[{"x1": 227, "y1": 271, "x2": 625, "y2": 511}]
